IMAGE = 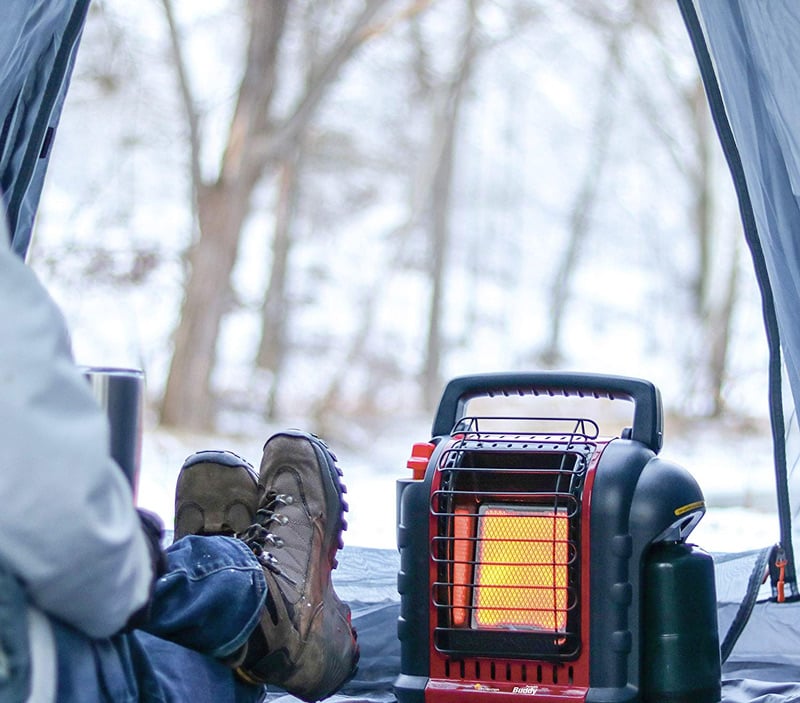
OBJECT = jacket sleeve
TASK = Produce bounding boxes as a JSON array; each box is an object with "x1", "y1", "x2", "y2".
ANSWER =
[{"x1": 0, "y1": 233, "x2": 154, "y2": 638}]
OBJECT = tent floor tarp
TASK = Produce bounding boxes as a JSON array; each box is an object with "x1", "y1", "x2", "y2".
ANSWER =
[{"x1": 258, "y1": 546, "x2": 800, "y2": 703}]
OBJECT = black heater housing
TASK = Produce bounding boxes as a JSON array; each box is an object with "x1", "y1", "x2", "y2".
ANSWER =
[{"x1": 395, "y1": 372, "x2": 720, "y2": 703}]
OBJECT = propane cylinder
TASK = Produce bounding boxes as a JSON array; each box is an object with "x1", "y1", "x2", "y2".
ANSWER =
[{"x1": 641, "y1": 541, "x2": 721, "y2": 703}]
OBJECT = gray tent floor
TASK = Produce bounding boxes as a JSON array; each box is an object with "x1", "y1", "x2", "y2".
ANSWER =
[
  {"x1": 258, "y1": 547, "x2": 800, "y2": 702},
  {"x1": 719, "y1": 600, "x2": 800, "y2": 702}
]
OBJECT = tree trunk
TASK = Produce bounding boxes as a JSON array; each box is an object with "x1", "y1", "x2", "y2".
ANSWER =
[
  {"x1": 422, "y1": 120, "x2": 455, "y2": 409},
  {"x1": 158, "y1": 0, "x2": 391, "y2": 429},
  {"x1": 257, "y1": 152, "x2": 302, "y2": 419},
  {"x1": 421, "y1": 0, "x2": 479, "y2": 410},
  {"x1": 708, "y1": 238, "x2": 739, "y2": 417},
  {"x1": 159, "y1": 0, "x2": 288, "y2": 429},
  {"x1": 687, "y1": 76, "x2": 738, "y2": 416},
  {"x1": 690, "y1": 78, "x2": 713, "y2": 318},
  {"x1": 541, "y1": 37, "x2": 620, "y2": 366},
  {"x1": 160, "y1": 177, "x2": 260, "y2": 428},
  {"x1": 628, "y1": 11, "x2": 741, "y2": 417}
]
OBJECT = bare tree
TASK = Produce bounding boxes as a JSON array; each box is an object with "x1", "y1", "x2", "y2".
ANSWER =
[
  {"x1": 256, "y1": 0, "x2": 436, "y2": 422},
  {"x1": 158, "y1": 0, "x2": 393, "y2": 430},
  {"x1": 541, "y1": 0, "x2": 740, "y2": 416},
  {"x1": 707, "y1": 236, "x2": 739, "y2": 416},
  {"x1": 540, "y1": 31, "x2": 621, "y2": 366},
  {"x1": 419, "y1": 0, "x2": 482, "y2": 409},
  {"x1": 256, "y1": 147, "x2": 302, "y2": 420},
  {"x1": 685, "y1": 77, "x2": 740, "y2": 416},
  {"x1": 632, "y1": 8, "x2": 742, "y2": 416}
]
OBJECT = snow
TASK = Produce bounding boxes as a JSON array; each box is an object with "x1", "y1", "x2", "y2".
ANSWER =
[{"x1": 136, "y1": 414, "x2": 781, "y2": 556}]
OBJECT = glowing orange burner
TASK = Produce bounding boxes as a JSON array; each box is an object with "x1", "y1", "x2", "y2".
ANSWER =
[
  {"x1": 451, "y1": 507, "x2": 475, "y2": 627},
  {"x1": 472, "y1": 504, "x2": 570, "y2": 632}
]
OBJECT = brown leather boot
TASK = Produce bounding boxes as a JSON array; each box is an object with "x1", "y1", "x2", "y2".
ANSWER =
[
  {"x1": 173, "y1": 450, "x2": 258, "y2": 541},
  {"x1": 236, "y1": 431, "x2": 359, "y2": 702}
]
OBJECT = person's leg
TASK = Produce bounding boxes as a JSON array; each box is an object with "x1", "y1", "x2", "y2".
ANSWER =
[
  {"x1": 50, "y1": 622, "x2": 264, "y2": 703},
  {"x1": 172, "y1": 432, "x2": 360, "y2": 702},
  {"x1": 53, "y1": 431, "x2": 358, "y2": 703},
  {"x1": 0, "y1": 560, "x2": 36, "y2": 703},
  {"x1": 130, "y1": 631, "x2": 262, "y2": 703},
  {"x1": 51, "y1": 452, "x2": 267, "y2": 703},
  {"x1": 50, "y1": 532, "x2": 267, "y2": 703},
  {"x1": 142, "y1": 534, "x2": 267, "y2": 660}
]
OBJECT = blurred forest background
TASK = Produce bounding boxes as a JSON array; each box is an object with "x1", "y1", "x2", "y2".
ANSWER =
[{"x1": 30, "y1": 0, "x2": 769, "y2": 445}]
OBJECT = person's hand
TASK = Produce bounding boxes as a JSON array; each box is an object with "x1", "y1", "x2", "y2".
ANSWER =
[
  {"x1": 122, "y1": 509, "x2": 168, "y2": 631},
  {"x1": 137, "y1": 508, "x2": 168, "y2": 578}
]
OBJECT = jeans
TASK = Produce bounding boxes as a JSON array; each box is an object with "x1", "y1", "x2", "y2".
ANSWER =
[
  {"x1": 0, "y1": 562, "x2": 30, "y2": 703},
  {"x1": 53, "y1": 535, "x2": 268, "y2": 703}
]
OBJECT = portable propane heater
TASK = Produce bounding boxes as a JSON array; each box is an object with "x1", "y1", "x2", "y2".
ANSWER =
[{"x1": 395, "y1": 372, "x2": 721, "y2": 703}]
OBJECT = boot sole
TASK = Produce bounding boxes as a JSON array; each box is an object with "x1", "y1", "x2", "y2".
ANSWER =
[{"x1": 174, "y1": 450, "x2": 258, "y2": 540}]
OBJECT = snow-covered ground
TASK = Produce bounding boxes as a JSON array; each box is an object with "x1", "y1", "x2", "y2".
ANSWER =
[{"x1": 137, "y1": 414, "x2": 782, "y2": 556}]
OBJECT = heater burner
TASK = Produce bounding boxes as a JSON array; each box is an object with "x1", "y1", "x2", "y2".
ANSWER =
[
  {"x1": 430, "y1": 422, "x2": 594, "y2": 661},
  {"x1": 471, "y1": 503, "x2": 570, "y2": 632}
]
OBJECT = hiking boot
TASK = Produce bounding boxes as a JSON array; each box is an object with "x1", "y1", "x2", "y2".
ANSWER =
[
  {"x1": 174, "y1": 450, "x2": 258, "y2": 541},
  {"x1": 235, "y1": 431, "x2": 359, "y2": 702}
]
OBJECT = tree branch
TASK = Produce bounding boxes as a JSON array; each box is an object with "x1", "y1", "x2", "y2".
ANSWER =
[
  {"x1": 257, "y1": 0, "x2": 395, "y2": 165},
  {"x1": 160, "y1": 0, "x2": 204, "y2": 196},
  {"x1": 219, "y1": 0, "x2": 289, "y2": 184}
]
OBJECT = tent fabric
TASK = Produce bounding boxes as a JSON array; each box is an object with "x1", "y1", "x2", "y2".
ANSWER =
[
  {"x1": 716, "y1": 551, "x2": 800, "y2": 670},
  {"x1": 689, "y1": 0, "x2": 800, "y2": 577},
  {"x1": 0, "y1": 0, "x2": 90, "y2": 259},
  {"x1": 691, "y1": 0, "x2": 800, "y2": 404},
  {"x1": 717, "y1": 546, "x2": 773, "y2": 663},
  {"x1": 264, "y1": 547, "x2": 400, "y2": 702}
]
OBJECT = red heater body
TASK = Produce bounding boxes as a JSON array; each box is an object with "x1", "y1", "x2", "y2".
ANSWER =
[{"x1": 395, "y1": 373, "x2": 720, "y2": 703}]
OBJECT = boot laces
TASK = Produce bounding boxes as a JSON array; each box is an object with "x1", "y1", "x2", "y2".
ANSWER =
[{"x1": 238, "y1": 490, "x2": 294, "y2": 577}]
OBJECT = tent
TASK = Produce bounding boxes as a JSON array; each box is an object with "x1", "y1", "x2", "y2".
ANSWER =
[
  {"x1": 0, "y1": 0, "x2": 90, "y2": 260},
  {"x1": 4, "y1": 1, "x2": 800, "y2": 701},
  {"x1": 675, "y1": 1, "x2": 800, "y2": 700}
]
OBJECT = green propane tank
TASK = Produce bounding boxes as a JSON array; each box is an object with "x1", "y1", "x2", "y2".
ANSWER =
[{"x1": 641, "y1": 542, "x2": 721, "y2": 703}]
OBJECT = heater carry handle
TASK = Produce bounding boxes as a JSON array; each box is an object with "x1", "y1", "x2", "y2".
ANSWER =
[{"x1": 433, "y1": 371, "x2": 663, "y2": 453}]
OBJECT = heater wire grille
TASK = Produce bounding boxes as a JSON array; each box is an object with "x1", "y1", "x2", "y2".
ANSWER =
[{"x1": 430, "y1": 417, "x2": 595, "y2": 660}]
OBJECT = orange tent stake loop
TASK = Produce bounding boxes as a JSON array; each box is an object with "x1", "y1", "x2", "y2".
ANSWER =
[{"x1": 775, "y1": 547, "x2": 788, "y2": 603}]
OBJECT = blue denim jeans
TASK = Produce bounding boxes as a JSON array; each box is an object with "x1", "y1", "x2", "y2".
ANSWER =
[
  {"x1": 0, "y1": 561, "x2": 30, "y2": 703},
  {"x1": 53, "y1": 535, "x2": 268, "y2": 703}
]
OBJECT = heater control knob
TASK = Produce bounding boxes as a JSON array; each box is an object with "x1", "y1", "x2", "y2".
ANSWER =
[{"x1": 406, "y1": 442, "x2": 435, "y2": 480}]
